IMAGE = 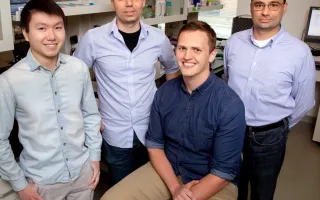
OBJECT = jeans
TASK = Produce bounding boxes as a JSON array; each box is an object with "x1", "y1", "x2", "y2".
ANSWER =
[
  {"x1": 102, "y1": 132, "x2": 149, "y2": 186},
  {"x1": 238, "y1": 119, "x2": 290, "y2": 200}
]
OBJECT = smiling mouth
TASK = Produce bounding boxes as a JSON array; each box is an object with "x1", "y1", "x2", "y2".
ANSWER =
[
  {"x1": 182, "y1": 62, "x2": 196, "y2": 68},
  {"x1": 44, "y1": 44, "x2": 58, "y2": 48}
]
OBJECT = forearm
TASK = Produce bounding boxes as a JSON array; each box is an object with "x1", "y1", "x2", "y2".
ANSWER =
[
  {"x1": 0, "y1": 139, "x2": 28, "y2": 191},
  {"x1": 148, "y1": 148, "x2": 180, "y2": 194},
  {"x1": 190, "y1": 174, "x2": 229, "y2": 200},
  {"x1": 166, "y1": 71, "x2": 180, "y2": 81}
]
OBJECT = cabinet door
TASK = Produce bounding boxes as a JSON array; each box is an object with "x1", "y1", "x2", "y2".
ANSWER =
[
  {"x1": 0, "y1": 0, "x2": 14, "y2": 52},
  {"x1": 143, "y1": 0, "x2": 187, "y2": 25},
  {"x1": 160, "y1": 0, "x2": 187, "y2": 24}
]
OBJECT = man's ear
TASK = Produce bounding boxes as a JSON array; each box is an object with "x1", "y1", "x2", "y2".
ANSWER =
[
  {"x1": 110, "y1": 0, "x2": 115, "y2": 9},
  {"x1": 22, "y1": 28, "x2": 29, "y2": 42},
  {"x1": 209, "y1": 49, "x2": 218, "y2": 63}
]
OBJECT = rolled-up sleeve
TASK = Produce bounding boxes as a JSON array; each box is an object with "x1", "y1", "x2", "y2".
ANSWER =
[
  {"x1": 80, "y1": 63, "x2": 102, "y2": 161},
  {"x1": 159, "y1": 36, "x2": 179, "y2": 75},
  {"x1": 0, "y1": 75, "x2": 28, "y2": 191},
  {"x1": 145, "y1": 92, "x2": 164, "y2": 149},
  {"x1": 210, "y1": 97, "x2": 246, "y2": 182}
]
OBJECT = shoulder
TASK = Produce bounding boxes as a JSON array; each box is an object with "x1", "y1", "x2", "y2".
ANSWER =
[
  {"x1": 212, "y1": 77, "x2": 244, "y2": 115},
  {"x1": 61, "y1": 54, "x2": 89, "y2": 73},
  {"x1": 227, "y1": 29, "x2": 251, "y2": 44},
  {"x1": 154, "y1": 76, "x2": 181, "y2": 102},
  {"x1": 280, "y1": 32, "x2": 311, "y2": 56}
]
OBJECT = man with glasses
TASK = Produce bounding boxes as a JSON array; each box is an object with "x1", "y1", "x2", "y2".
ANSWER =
[{"x1": 224, "y1": 0, "x2": 315, "y2": 200}]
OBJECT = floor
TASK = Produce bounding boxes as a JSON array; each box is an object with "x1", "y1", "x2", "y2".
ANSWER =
[
  {"x1": 274, "y1": 122, "x2": 320, "y2": 200},
  {"x1": 94, "y1": 121, "x2": 320, "y2": 200}
]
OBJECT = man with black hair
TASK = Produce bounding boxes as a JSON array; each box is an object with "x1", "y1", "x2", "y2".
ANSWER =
[
  {"x1": 0, "y1": 0, "x2": 102, "y2": 199},
  {"x1": 74, "y1": 0, "x2": 179, "y2": 186}
]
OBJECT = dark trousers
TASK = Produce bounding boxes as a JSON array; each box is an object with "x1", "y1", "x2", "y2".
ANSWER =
[
  {"x1": 238, "y1": 119, "x2": 290, "y2": 200},
  {"x1": 102, "y1": 132, "x2": 149, "y2": 186}
]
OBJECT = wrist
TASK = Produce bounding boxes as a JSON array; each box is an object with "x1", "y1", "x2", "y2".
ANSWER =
[{"x1": 169, "y1": 183, "x2": 181, "y2": 195}]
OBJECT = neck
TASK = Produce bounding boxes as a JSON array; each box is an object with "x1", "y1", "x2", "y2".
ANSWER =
[
  {"x1": 253, "y1": 25, "x2": 280, "y2": 40},
  {"x1": 183, "y1": 70, "x2": 210, "y2": 94},
  {"x1": 116, "y1": 18, "x2": 141, "y2": 33},
  {"x1": 31, "y1": 49, "x2": 58, "y2": 72}
]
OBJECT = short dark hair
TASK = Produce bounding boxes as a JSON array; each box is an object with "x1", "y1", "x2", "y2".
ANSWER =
[
  {"x1": 20, "y1": 0, "x2": 65, "y2": 32},
  {"x1": 178, "y1": 21, "x2": 216, "y2": 52}
]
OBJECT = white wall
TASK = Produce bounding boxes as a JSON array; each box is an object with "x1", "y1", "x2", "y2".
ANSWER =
[{"x1": 237, "y1": 0, "x2": 320, "y2": 39}]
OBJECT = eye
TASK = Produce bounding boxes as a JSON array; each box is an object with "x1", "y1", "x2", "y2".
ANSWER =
[
  {"x1": 193, "y1": 48, "x2": 201, "y2": 53},
  {"x1": 38, "y1": 27, "x2": 45, "y2": 31},
  {"x1": 56, "y1": 26, "x2": 63, "y2": 30},
  {"x1": 254, "y1": 3, "x2": 264, "y2": 8},
  {"x1": 177, "y1": 46, "x2": 186, "y2": 51},
  {"x1": 270, "y1": 3, "x2": 279, "y2": 8}
]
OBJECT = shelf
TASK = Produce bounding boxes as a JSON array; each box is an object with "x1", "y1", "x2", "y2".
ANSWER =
[
  {"x1": 12, "y1": 4, "x2": 115, "y2": 21},
  {"x1": 142, "y1": 14, "x2": 187, "y2": 26},
  {"x1": 188, "y1": 5, "x2": 222, "y2": 13},
  {"x1": 62, "y1": 4, "x2": 114, "y2": 16}
]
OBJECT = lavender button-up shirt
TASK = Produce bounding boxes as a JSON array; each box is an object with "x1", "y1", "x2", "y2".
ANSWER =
[
  {"x1": 224, "y1": 27, "x2": 315, "y2": 127},
  {"x1": 74, "y1": 18, "x2": 178, "y2": 148}
]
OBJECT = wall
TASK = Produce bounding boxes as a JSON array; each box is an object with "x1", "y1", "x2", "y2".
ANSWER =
[{"x1": 237, "y1": 0, "x2": 320, "y2": 118}]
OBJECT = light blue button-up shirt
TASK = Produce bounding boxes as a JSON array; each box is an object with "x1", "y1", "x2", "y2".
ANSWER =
[
  {"x1": 74, "y1": 18, "x2": 178, "y2": 148},
  {"x1": 0, "y1": 50, "x2": 102, "y2": 191},
  {"x1": 224, "y1": 27, "x2": 315, "y2": 127}
]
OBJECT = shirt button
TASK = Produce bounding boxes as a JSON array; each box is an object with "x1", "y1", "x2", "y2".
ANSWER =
[
  {"x1": 66, "y1": 158, "x2": 68, "y2": 161},
  {"x1": 55, "y1": 92, "x2": 57, "y2": 95},
  {"x1": 253, "y1": 62, "x2": 256, "y2": 65},
  {"x1": 63, "y1": 143, "x2": 66, "y2": 146},
  {"x1": 249, "y1": 77, "x2": 253, "y2": 80},
  {"x1": 58, "y1": 110, "x2": 60, "y2": 113},
  {"x1": 61, "y1": 127, "x2": 63, "y2": 130}
]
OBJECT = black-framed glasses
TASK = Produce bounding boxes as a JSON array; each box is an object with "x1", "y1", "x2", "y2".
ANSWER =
[{"x1": 252, "y1": 2, "x2": 284, "y2": 11}]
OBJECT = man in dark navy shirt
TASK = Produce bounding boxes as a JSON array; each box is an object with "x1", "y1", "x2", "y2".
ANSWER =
[{"x1": 101, "y1": 21, "x2": 246, "y2": 200}]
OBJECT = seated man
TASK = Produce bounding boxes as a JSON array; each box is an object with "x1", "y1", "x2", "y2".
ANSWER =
[{"x1": 101, "y1": 21, "x2": 245, "y2": 200}]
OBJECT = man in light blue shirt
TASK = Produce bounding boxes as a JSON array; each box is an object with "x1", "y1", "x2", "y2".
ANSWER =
[
  {"x1": 74, "y1": 0, "x2": 179, "y2": 185},
  {"x1": 0, "y1": 0, "x2": 102, "y2": 199},
  {"x1": 224, "y1": 0, "x2": 315, "y2": 200}
]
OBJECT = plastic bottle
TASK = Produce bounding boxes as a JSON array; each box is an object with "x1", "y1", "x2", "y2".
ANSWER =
[{"x1": 166, "y1": 1, "x2": 172, "y2": 16}]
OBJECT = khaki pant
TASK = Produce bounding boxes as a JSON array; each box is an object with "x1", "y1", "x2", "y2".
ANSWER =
[
  {"x1": 101, "y1": 162, "x2": 237, "y2": 200},
  {"x1": 32, "y1": 162, "x2": 94, "y2": 200}
]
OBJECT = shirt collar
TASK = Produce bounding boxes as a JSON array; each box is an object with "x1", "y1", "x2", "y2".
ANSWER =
[
  {"x1": 108, "y1": 17, "x2": 149, "y2": 39},
  {"x1": 26, "y1": 49, "x2": 66, "y2": 71},
  {"x1": 181, "y1": 71, "x2": 216, "y2": 95},
  {"x1": 249, "y1": 24, "x2": 285, "y2": 48}
]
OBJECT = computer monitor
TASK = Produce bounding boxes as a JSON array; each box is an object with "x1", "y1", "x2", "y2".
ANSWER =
[{"x1": 304, "y1": 7, "x2": 320, "y2": 44}]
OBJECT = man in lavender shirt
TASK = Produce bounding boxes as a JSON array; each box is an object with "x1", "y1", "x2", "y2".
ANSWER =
[
  {"x1": 74, "y1": 0, "x2": 179, "y2": 186},
  {"x1": 224, "y1": 0, "x2": 315, "y2": 200}
]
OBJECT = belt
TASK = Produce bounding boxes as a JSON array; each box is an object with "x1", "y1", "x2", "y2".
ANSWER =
[{"x1": 246, "y1": 119, "x2": 285, "y2": 133}]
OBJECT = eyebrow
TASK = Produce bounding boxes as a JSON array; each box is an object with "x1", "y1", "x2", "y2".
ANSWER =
[
  {"x1": 35, "y1": 21, "x2": 64, "y2": 26},
  {"x1": 177, "y1": 44, "x2": 202, "y2": 49},
  {"x1": 253, "y1": 0, "x2": 282, "y2": 3}
]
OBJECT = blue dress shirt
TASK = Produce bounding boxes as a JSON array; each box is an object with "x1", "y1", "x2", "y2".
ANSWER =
[
  {"x1": 145, "y1": 72, "x2": 246, "y2": 185},
  {"x1": 74, "y1": 18, "x2": 179, "y2": 148},
  {"x1": 224, "y1": 27, "x2": 315, "y2": 127},
  {"x1": 0, "y1": 50, "x2": 102, "y2": 191}
]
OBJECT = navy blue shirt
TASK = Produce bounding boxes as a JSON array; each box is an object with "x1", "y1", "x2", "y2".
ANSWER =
[{"x1": 145, "y1": 72, "x2": 246, "y2": 185}]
